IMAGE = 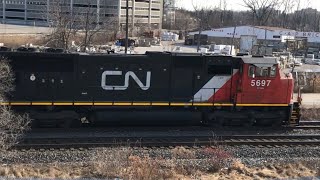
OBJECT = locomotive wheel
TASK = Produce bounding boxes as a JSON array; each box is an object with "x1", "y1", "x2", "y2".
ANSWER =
[
  {"x1": 88, "y1": 113, "x2": 96, "y2": 126},
  {"x1": 215, "y1": 116, "x2": 225, "y2": 127},
  {"x1": 59, "y1": 119, "x2": 72, "y2": 128},
  {"x1": 71, "y1": 119, "x2": 81, "y2": 128},
  {"x1": 244, "y1": 117, "x2": 256, "y2": 127},
  {"x1": 38, "y1": 119, "x2": 57, "y2": 128},
  {"x1": 58, "y1": 118, "x2": 81, "y2": 128},
  {"x1": 255, "y1": 118, "x2": 274, "y2": 126},
  {"x1": 271, "y1": 119, "x2": 283, "y2": 127},
  {"x1": 200, "y1": 112, "x2": 209, "y2": 126},
  {"x1": 30, "y1": 119, "x2": 39, "y2": 129}
]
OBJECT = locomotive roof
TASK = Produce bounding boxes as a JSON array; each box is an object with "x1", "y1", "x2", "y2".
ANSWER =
[
  {"x1": 241, "y1": 57, "x2": 278, "y2": 65},
  {"x1": 0, "y1": 51, "x2": 277, "y2": 65}
]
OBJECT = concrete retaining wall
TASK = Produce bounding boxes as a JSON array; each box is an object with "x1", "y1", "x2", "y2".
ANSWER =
[{"x1": 293, "y1": 72, "x2": 320, "y2": 93}]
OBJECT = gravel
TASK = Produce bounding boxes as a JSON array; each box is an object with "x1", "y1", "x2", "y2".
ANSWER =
[
  {"x1": 2, "y1": 127, "x2": 320, "y2": 169},
  {"x1": 286, "y1": 129, "x2": 320, "y2": 135},
  {"x1": 1, "y1": 144, "x2": 320, "y2": 168}
]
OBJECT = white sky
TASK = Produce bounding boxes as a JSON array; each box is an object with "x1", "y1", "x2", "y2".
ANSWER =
[{"x1": 176, "y1": 0, "x2": 320, "y2": 11}]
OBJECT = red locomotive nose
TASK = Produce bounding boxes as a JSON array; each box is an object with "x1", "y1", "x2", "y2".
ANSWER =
[{"x1": 236, "y1": 57, "x2": 294, "y2": 105}]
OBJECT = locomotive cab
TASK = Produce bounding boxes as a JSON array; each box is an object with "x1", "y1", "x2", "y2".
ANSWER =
[{"x1": 237, "y1": 57, "x2": 294, "y2": 105}]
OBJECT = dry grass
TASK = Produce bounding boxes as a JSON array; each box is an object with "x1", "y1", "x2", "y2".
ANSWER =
[
  {"x1": 200, "y1": 147, "x2": 232, "y2": 173},
  {"x1": 0, "y1": 35, "x2": 44, "y2": 48},
  {"x1": 0, "y1": 159, "x2": 317, "y2": 180},
  {"x1": 89, "y1": 147, "x2": 173, "y2": 179},
  {"x1": 0, "y1": 146, "x2": 232, "y2": 179},
  {"x1": 0, "y1": 147, "x2": 318, "y2": 179},
  {"x1": 172, "y1": 146, "x2": 196, "y2": 159},
  {"x1": 218, "y1": 161, "x2": 317, "y2": 180}
]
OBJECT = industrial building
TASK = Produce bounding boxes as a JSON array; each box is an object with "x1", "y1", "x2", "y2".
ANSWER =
[
  {"x1": 0, "y1": 0, "x2": 162, "y2": 29},
  {"x1": 189, "y1": 26, "x2": 320, "y2": 53}
]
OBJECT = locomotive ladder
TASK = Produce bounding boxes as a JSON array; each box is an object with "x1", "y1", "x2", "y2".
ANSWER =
[
  {"x1": 290, "y1": 102, "x2": 301, "y2": 125},
  {"x1": 290, "y1": 89, "x2": 302, "y2": 126}
]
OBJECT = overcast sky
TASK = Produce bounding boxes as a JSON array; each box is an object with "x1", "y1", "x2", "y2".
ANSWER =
[{"x1": 176, "y1": 0, "x2": 320, "y2": 11}]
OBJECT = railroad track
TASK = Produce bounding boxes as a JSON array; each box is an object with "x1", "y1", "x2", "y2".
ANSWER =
[
  {"x1": 299, "y1": 121, "x2": 320, "y2": 126},
  {"x1": 298, "y1": 121, "x2": 320, "y2": 127},
  {"x1": 293, "y1": 125, "x2": 320, "y2": 129},
  {"x1": 16, "y1": 128, "x2": 320, "y2": 149},
  {"x1": 289, "y1": 121, "x2": 320, "y2": 129}
]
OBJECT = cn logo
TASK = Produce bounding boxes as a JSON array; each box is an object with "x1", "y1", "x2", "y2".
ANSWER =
[{"x1": 101, "y1": 71, "x2": 151, "y2": 91}]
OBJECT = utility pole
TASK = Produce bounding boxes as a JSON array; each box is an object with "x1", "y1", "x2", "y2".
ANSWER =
[
  {"x1": 231, "y1": 25, "x2": 237, "y2": 55},
  {"x1": 264, "y1": 28, "x2": 267, "y2": 55},
  {"x1": 125, "y1": 0, "x2": 129, "y2": 54}
]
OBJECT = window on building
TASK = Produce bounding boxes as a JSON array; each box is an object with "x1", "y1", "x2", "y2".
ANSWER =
[
  {"x1": 135, "y1": 15, "x2": 148, "y2": 18},
  {"x1": 135, "y1": 8, "x2": 149, "y2": 10}
]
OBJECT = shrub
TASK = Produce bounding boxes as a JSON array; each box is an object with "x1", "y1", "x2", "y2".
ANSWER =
[
  {"x1": 0, "y1": 58, "x2": 30, "y2": 152},
  {"x1": 199, "y1": 147, "x2": 232, "y2": 173}
]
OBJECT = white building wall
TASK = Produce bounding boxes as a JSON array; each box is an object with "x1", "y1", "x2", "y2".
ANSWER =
[{"x1": 190, "y1": 26, "x2": 320, "y2": 43}]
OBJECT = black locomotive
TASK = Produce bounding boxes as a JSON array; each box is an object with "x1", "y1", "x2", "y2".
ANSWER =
[{"x1": 0, "y1": 51, "x2": 298, "y2": 128}]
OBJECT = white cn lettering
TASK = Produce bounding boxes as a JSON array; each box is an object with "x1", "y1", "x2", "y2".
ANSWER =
[{"x1": 101, "y1": 71, "x2": 151, "y2": 91}]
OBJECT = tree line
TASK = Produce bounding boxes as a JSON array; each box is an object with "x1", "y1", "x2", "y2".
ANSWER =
[{"x1": 165, "y1": 0, "x2": 320, "y2": 34}]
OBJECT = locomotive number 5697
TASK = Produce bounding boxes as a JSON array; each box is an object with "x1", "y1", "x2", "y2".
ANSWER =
[{"x1": 250, "y1": 80, "x2": 271, "y2": 87}]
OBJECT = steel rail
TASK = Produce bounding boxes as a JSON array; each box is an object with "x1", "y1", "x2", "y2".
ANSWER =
[
  {"x1": 299, "y1": 121, "x2": 320, "y2": 126},
  {"x1": 15, "y1": 134, "x2": 320, "y2": 149}
]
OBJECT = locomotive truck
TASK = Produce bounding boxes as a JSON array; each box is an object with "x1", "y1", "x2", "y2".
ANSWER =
[{"x1": 0, "y1": 51, "x2": 301, "y2": 128}]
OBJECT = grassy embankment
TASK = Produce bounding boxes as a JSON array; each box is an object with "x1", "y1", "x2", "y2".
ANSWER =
[{"x1": 0, "y1": 147, "x2": 318, "y2": 179}]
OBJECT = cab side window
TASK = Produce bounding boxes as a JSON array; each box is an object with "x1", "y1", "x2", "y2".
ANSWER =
[
  {"x1": 248, "y1": 66, "x2": 255, "y2": 77},
  {"x1": 270, "y1": 66, "x2": 277, "y2": 77}
]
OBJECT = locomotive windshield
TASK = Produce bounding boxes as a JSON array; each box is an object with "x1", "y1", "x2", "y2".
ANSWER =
[
  {"x1": 248, "y1": 65, "x2": 277, "y2": 78},
  {"x1": 242, "y1": 57, "x2": 278, "y2": 78}
]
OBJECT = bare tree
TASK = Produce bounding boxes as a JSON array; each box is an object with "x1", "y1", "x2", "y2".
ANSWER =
[
  {"x1": 173, "y1": 9, "x2": 197, "y2": 37},
  {"x1": 291, "y1": 0, "x2": 303, "y2": 30},
  {"x1": 77, "y1": 1, "x2": 118, "y2": 52},
  {"x1": 279, "y1": 0, "x2": 295, "y2": 28},
  {"x1": 0, "y1": 58, "x2": 30, "y2": 151},
  {"x1": 46, "y1": 0, "x2": 78, "y2": 50},
  {"x1": 192, "y1": 0, "x2": 213, "y2": 51},
  {"x1": 78, "y1": 2, "x2": 101, "y2": 52},
  {"x1": 219, "y1": 0, "x2": 228, "y2": 27},
  {"x1": 242, "y1": 0, "x2": 282, "y2": 26}
]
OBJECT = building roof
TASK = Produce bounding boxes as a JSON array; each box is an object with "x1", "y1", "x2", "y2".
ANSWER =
[{"x1": 254, "y1": 26, "x2": 292, "y2": 31}]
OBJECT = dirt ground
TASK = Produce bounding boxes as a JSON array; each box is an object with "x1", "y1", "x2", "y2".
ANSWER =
[
  {"x1": 295, "y1": 93, "x2": 320, "y2": 108},
  {"x1": 0, "y1": 24, "x2": 51, "y2": 34}
]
